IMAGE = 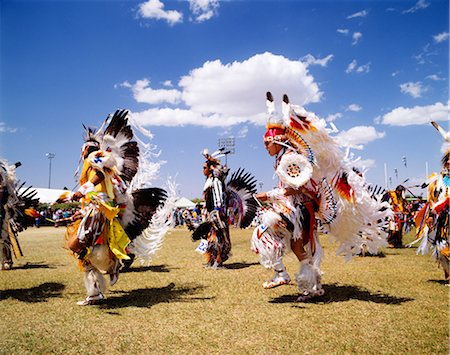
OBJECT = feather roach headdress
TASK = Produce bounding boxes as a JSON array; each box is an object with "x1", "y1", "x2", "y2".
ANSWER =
[
  {"x1": 78, "y1": 109, "x2": 139, "y2": 183},
  {"x1": 264, "y1": 92, "x2": 315, "y2": 165},
  {"x1": 202, "y1": 147, "x2": 229, "y2": 180}
]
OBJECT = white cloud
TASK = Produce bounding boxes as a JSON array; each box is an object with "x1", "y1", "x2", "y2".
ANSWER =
[
  {"x1": 0, "y1": 122, "x2": 17, "y2": 133},
  {"x1": 179, "y1": 52, "x2": 321, "y2": 117},
  {"x1": 413, "y1": 43, "x2": 439, "y2": 65},
  {"x1": 426, "y1": 74, "x2": 445, "y2": 81},
  {"x1": 379, "y1": 101, "x2": 449, "y2": 126},
  {"x1": 352, "y1": 32, "x2": 362, "y2": 45},
  {"x1": 236, "y1": 126, "x2": 249, "y2": 138},
  {"x1": 346, "y1": 60, "x2": 357, "y2": 73},
  {"x1": 162, "y1": 80, "x2": 173, "y2": 87},
  {"x1": 346, "y1": 59, "x2": 370, "y2": 74},
  {"x1": 346, "y1": 104, "x2": 362, "y2": 112},
  {"x1": 352, "y1": 158, "x2": 376, "y2": 170},
  {"x1": 337, "y1": 29, "x2": 349, "y2": 35},
  {"x1": 433, "y1": 32, "x2": 449, "y2": 43},
  {"x1": 335, "y1": 126, "x2": 385, "y2": 150},
  {"x1": 402, "y1": 0, "x2": 430, "y2": 14},
  {"x1": 137, "y1": 0, "x2": 183, "y2": 26},
  {"x1": 132, "y1": 108, "x2": 256, "y2": 127},
  {"x1": 121, "y1": 79, "x2": 182, "y2": 104},
  {"x1": 127, "y1": 52, "x2": 322, "y2": 127},
  {"x1": 347, "y1": 10, "x2": 368, "y2": 19},
  {"x1": 325, "y1": 113, "x2": 343, "y2": 122},
  {"x1": 301, "y1": 54, "x2": 334, "y2": 67},
  {"x1": 356, "y1": 63, "x2": 371, "y2": 73},
  {"x1": 218, "y1": 128, "x2": 232, "y2": 137},
  {"x1": 399, "y1": 81, "x2": 427, "y2": 98},
  {"x1": 189, "y1": 0, "x2": 219, "y2": 23}
]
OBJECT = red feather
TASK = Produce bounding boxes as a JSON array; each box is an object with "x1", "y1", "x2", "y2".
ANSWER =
[{"x1": 334, "y1": 173, "x2": 353, "y2": 202}]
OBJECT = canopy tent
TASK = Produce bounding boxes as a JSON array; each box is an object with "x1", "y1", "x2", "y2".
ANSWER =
[
  {"x1": 19, "y1": 187, "x2": 68, "y2": 204},
  {"x1": 175, "y1": 197, "x2": 196, "y2": 209}
]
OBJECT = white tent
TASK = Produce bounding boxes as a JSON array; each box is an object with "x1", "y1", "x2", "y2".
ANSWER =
[
  {"x1": 20, "y1": 187, "x2": 68, "y2": 204},
  {"x1": 175, "y1": 197, "x2": 196, "y2": 209}
]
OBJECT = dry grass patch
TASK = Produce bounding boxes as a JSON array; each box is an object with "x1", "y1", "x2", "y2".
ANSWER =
[{"x1": 0, "y1": 227, "x2": 448, "y2": 354}]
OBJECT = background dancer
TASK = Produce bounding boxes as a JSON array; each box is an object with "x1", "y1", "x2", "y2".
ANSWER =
[
  {"x1": 0, "y1": 160, "x2": 39, "y2": 270},
  {"x1": 187, "y1": 148, "x2": 258, "y2": 269},
  {"x1": 383, "y1": 185, "x2": 407, "y2": 248}
]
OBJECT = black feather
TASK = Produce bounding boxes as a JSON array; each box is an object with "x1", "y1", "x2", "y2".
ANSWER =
[
  {"x1": 191, "y1": 221, "x2": 213, "y2": 241},
  {"x1": 124, "y1": 188, "x2": 167, "y2": 240},
  {"x1": 104, "y1": 109, "x2": 133, "y2": 140},
  {"x1": 12, "y1": 183, "x2": 40, "y2": 232},
  {"x1": 226, "y1": 168, "x2": 258, "y2": 228},
  {"x1": 120, "y1": 141, "x2": 139, "y2": 182}
]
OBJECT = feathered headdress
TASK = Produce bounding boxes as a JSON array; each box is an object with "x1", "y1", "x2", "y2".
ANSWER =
[
  {"x1": 202, "y1": 148, "x2": 229, "y2": 180},
  {"x1": 78, "y1": 109, "x2": 139, "y2": 184},
  {"x1": 264, "y1": 92, "x2": 315, "y2": 165}
]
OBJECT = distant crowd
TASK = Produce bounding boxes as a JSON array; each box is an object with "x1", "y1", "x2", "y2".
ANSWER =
[
  {"x1": 33, "y1": 208, "x2": 78, "y2": 227},
  {"x1": 33, "y1": 196, "x2": 426, "y2": 233}
]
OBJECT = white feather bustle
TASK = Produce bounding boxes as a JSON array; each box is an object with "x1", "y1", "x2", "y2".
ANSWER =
[
  {"x1": 129, "y1": 114, "x2": 165, "y2": 189},
  {"x1": 285, "y1": 106, "x2": 343, "y2": 183},
  {"x1": 324, "y1": 169, "x2": 391, "y2": 260},
  {"x1": 282, "y1": 104, "x2": 391, "y2": 258},
  {"x1": 128, "y1": 179, "x2": 178, "y2": 265}
]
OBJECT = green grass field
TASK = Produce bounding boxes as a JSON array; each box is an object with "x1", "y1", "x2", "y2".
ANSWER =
[{"x1": 0, "y1": 226, "x2": 448, "y2": 354}]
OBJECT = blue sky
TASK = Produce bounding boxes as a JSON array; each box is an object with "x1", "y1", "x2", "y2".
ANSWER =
[{"x1": 1, "y1": 0, "x2": 449, "y2": 199}]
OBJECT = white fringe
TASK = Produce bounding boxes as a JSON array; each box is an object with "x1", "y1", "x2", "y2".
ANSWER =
[
  {"x1": 84, "y1": 267, "x2": 106, "y2": 297},
  {"x1": 295, "y1": 260, "x2": 323, "y2": 293},
  {"x1": 251, "y1": 210, "x2": 289, "y2": 269},
  {"x1": 129, "y1": 114, "x2": 166, "y2": 189},
  {"x1": 129, "y1": 178, "x2": 177, "y2": 265}
]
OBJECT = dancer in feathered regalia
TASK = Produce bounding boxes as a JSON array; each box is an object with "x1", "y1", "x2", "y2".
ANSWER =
[
  {"x1": 0, "y1": 160, "x2": 39, "y2": 270},
  {"x1": 407, "y1": 121, "x2": 449, "y2": 283},
  {"x1": 59, "y1": 109, "x2": 175, "y2": 305},
  {"x1": 252, "y1": 92, "x2": 392, "y2": 301},
  {"x1": 383, "y1": 185, "x2": 407, "y2": 248},
  {"x1": 187, "y1": 148, "x2": 258, "y2": 269}
]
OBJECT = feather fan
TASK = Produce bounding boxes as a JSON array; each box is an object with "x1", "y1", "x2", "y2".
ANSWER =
[{"x1": 226, "y1": 168, "x2": 258, "y2": 228}]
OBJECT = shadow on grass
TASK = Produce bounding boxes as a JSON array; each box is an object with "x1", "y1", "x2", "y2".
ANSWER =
[
  {"x1": 356, "y1": 252, "x2": 386, "y2": 258},
  {"x1": 121, "y1": 264, "x2": 173, "y2": 273},
  {"x1": 428, "y1": 279, "x2": 449, "y2": 286},
  {"x1": 13, "y1": 262, "x2": 56, "y2": 270},
  {"x1": 269, "y1": 283, "x2": 414, "y2": 305},
  {"x1": 99, "y1": 282, "x2": 213, "y2": 309},
  {"x1": 0, "y1": 282, "x2": 65, "y2": 302},
  {"x1": 224, "y1": 262, "x2": 260, "y2": 270}
]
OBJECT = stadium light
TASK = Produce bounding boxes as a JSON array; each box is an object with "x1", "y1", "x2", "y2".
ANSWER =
[
  {"x1": 217, "y1": 137, "x2": 235, "y2": 166},
  {"x1": 45, "y1": 152, "x2": 56, "y2": 188}
]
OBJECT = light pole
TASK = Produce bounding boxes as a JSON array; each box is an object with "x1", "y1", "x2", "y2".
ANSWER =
[
  {"x1": 217, "y1": 137, "x2": 235, "y2": 166},
  {"x1": 402, "y1": 156, "x2": 408, "y2": 180},
  {"x1": 45, "y1": 152, "x2": 56, "y2": 188}
]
